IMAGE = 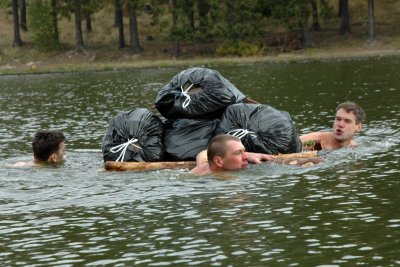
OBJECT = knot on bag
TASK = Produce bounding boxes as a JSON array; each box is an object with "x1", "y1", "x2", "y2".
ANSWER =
[
  {"x1": 227, "y1": 129, "x2": 257, "y2": 139},
  {"x1": 180, "y1": 83, "x2": 195, "y2": 109},
  {"x1": 110, "y1": 138, "x2": 142, "y2": 162}
]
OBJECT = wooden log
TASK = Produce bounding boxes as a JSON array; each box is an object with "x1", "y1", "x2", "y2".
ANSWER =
[
  {"x1": 105, "y1": 151, "x2": 320, "y2": 171},
  {"x1": 105, "y1": 161, "x2": 197, "y2": 171},
  {"x1": 244, "y1": 97, "x2": 260, "y2": 104},
  {"x1": 272, "y1": 150, "x2": 319, "y2": 160},
  {"x1": 272, "y1": 150, "x2": 321, "y2": 167},
  {"x1": 273, "y1": 157, "x2": 323, "y2": 166}
]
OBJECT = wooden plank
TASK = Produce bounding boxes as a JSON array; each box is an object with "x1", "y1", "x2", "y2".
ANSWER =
[
  {"x1": 105, "y1": 161, "x2": 197, "y2": 171},
  {"x1": 272, "y1": 150, "x2": 319, "y2": 160},
  {"x1": 272, "y1": 150, "x2": 321, "y2": 166}
]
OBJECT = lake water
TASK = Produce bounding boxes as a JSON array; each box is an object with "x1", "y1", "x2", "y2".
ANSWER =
[{"x1": 1, "y1": 57, "x2": 399, "y2": 266}]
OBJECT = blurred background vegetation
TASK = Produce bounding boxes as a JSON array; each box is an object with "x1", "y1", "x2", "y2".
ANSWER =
[{"x1": 0, "y1": 0, "x2": 399, "y2": 65}]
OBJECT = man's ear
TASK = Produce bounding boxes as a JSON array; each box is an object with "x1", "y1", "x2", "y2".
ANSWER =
[
  {"x1": 213, "y1": 156, "x2": 223, "y2": 168},
  {"x1": 48, "y1": 153, "x2": 58, "y2": 163},
  {"x1": 356, "y1": 123, "x2": 363, "y2": 133}
]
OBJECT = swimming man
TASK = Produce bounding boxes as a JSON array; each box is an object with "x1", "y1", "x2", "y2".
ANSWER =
[
  {"x1": 14, "y1": 130, "x2": 66, "y2": 166},
  {"x1": 300, "y1": 101, "x2": 365, "y2": 150}
]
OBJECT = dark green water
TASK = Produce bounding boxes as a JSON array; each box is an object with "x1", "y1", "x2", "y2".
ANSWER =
[{"x1": 1, "y1": 57, "x2": 399, "y2": 266}]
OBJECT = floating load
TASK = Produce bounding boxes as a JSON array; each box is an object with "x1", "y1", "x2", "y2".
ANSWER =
[
  {"x1": 163, "y1": 118, "x2": 219, "y2": 161},
  {"x1": 155, "y1": 67, "x2": 246, "y2": 119},
  {"x1": 102, "y1": 108, "x2": 164, "y2": 162},
  {"x1": 216, "y1": 103, "x2": 302, "y2": 154}
]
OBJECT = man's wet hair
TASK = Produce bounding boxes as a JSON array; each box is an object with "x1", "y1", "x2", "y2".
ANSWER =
[
  {"x1": 32, "y1": 130, "x2": 65, "y2": 161},
  {"x1": 207, "y1": 134, "x2": 241, "y2": 165},
  {"x1": 336, "y1": 102, "x2": 365, "y2": 124}
]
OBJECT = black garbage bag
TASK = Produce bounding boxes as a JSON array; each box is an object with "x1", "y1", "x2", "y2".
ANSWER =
[
  {"x1": 216, "y1": 103, "x2": 302, "y2": 154},
  {"x1": 163, "y1": 118, "x2": 219, "y2": 161},
  {"x1": 102, "y1": 108, "x2": 164, "y2": 162},
  {"x1": 155, "y1": 67, "x2": 246, "y2": 119}
]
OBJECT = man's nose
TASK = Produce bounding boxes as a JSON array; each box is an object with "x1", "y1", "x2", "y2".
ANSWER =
[{"x1": 336, "y1": 120, "x2": 344, "y2": 127}]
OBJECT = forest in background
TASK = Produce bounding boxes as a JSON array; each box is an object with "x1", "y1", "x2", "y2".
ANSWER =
[{"x1": 1, "y1": 0, "x2": 400, "y2": 70}]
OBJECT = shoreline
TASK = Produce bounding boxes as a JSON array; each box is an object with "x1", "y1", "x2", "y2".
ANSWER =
[{"x1": 1, "y1": 47, "x2": 400, "y2": 76}]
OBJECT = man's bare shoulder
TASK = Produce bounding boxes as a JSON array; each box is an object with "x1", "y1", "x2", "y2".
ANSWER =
[
  {"x1": 196, "y1": 150, "x2": 208, "y2": 165},
  {"x1": 191, "y1": 162, "x2": 211, "y2": 176},
  {"x1": 12, "y1": 161, "x2": 36, "y2": 167},
  {"x1": 11, "y1": 160, "x2": 51, "y2": 167}
]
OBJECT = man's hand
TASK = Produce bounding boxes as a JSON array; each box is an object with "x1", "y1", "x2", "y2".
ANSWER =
[{"x1": 246, "y1": 152, "x2": 275, "y2": 164}]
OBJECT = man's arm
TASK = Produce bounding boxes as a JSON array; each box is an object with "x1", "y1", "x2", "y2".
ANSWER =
[
  {"x1": 299, "y1": 132, "x2": 323, "y2": 143},
  {"x1": 246, "y1": 152, "x2": 275, "y2": 164},
  {"x1": 191, "y1": 150, "x2": 210, "y2": 176}
]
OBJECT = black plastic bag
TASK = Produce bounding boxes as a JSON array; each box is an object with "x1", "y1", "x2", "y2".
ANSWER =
[
  {"x1": 102, "y1": 108, "x2": 164, "y2": 162},
  {"x1": 216, "y1": 103, "x2": 302, "y2": 154},
  {"x1": 155, "y1": 67, "x2": 246, "y2": 119},
  {"x1": 163, "y1": 118, "x2": 219, "y2": 161}
]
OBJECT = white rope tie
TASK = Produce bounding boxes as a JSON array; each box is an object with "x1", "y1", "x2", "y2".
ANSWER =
[
  {"x1": 110, "y1": 138, "x2": 141, "y2": 162},
  {"x1": 180, "y1": 83, "x2": 195, "y2": 109},
  {"x1": 227, "y1": 129, "x2": 257, "y2": 139}
]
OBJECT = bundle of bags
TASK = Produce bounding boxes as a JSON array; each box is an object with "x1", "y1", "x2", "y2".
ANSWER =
[{"x1": 102, "y1": 67, "x2": 301, "y2": 163}]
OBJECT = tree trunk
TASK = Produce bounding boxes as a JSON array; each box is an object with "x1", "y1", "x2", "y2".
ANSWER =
[
  {"x1": 226, "y1": 0, "x2": 235, "y2": 25},
  {"x1": 197, "y1": 0, "x2": 210, "y2": 39},
  {"x1": 301, "y1": 23, "x2": 312, "y2": 47},
  {"x1": 184, "y1": 1, "x2": 195, "y2": 32},
  {"x1": 12, "y1": 0, "x2": 23, "y2": 47},
  {"x1": 300, "y1": 5, "x2": 312, "y2": 47},
  {"x1": 339, "y1": 0, "x2": 350, "y2": 35},
  {"x1": 311, "y1": 0, "x2": 321, "y2": 31},
  {"x1": 170, "y1": 0, "x2": 180, "y2": 58},
  {"x1": 117, "y1": 12, "x2": 125, "y2": 48},
  {"x1": 114, "y1": 1, "x2": 117, "y2": 27},
  {"x1": 129, "y1": 12, "x2": 143, "y2": 53},
  {"x1": 85, "y1": 13, "x2": 92, "y2": 33},
  {"x1": 368, "y1": 0, "x2": 375, "y2": 41},
  {"x1": 20, "y1": 0, "x2": 27, "y2": 31},
  {"x1": 114, "y1": 0, "x2": 120, "y2": 27},
  {"x1": 114, "y1": 0, "x2": 125, "y2": 48},
  {"x1": 74, "y1": 0, "x2": 85, "y2": 50},
  {"x1": 172, "y1": 39, "x2": 180, "y2": 58},
  {"x1": 51, "y1": 0, "x2": 59, "y2": 44},
  {"x1": 337, "y1": 0, "x2": 342, "y2": 17}
]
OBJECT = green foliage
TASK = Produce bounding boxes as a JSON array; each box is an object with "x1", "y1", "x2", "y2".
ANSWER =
[
  {"x1": 214, "y1": 0, "x2": 264, "y2": 40},
  {"x1": 265, "y1": 0, "x2": 311, "y2": 31},
  {"x1": 216, "y1": 40, "x2": 263, "y2": 57},
  {"x1": 28, "y1": 1, "x2": 59, "y2": 51},
  {"x1": 320, "y1": 0, "x2": 335, "y2": 19},
  {"x1": 58, "y1": 0, "x2": 101, "y2": 20},
  {"x1": 0, "y1": 0, "x2": 9, "y2": 8},
  {"x1": 169, "y1": 0, "x2": 194, "y2": 41},
  {"x1": 146, "y1": 0, "x2": 165, "y2": 27}
]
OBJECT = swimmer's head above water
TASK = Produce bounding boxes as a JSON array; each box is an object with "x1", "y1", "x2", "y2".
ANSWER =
[{"x1": 32, "y1": 130, "x2": 66, "y2": 164}]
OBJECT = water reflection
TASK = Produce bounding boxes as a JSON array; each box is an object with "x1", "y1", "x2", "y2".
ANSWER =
[{"x1": 1, "y1": 58, "x2": 400, "y2": 266}]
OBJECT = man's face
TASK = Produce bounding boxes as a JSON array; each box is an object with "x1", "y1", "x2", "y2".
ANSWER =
[
  {"x1": 51, "y1": 141, "x2": 66, "y2": 163},
  {"x1": 218, "y1": 140, "x2": 249, "y2": 170},
  {"x1": 333, "y1": 108, "x2": 362, "y2": 142}
]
